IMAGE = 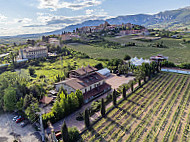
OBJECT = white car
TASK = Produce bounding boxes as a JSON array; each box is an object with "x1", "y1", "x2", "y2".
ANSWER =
[{"x1": 13, "y1": 116, "x2": 21, "y2": 121}]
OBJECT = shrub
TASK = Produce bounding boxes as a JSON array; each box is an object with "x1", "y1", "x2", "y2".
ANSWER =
[
  {"x1": 124, "y1": 54, "x2": 131, "y2": 60},
  {"x1": 68, "y1": 127, "x2": 80, "y2": 142},
  {"x1": 28, "y1": 66, "x2": 35, "y2": 76}
]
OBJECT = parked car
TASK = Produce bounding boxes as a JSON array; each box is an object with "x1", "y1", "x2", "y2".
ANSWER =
[
  {"x1": 16, "y1": 118, "x2": 24, "y2": 123},
  {"x1": 20, "y1": 120, "x2": 29, "y2": 127},
  {"x1": 13, "y1": 116, "x2": 21, "y2": 121}
]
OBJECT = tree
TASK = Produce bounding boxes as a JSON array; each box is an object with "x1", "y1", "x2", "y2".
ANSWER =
[
  {"x1": 112, "y1": 89, "x2": 117, "y2": 106},
  {"x1": 9, "y1": 52, "x2": 16, "y2": 68},
  {"x1": 16, "y1": 97, "x2": 24, "y2": 111},
  {"x1": 23, "y1": 94, "x2": 32, "y2": 109},
  {"x1": 101, "y1": 98, "x2": 106, "y2": 117},
  {"x1": 123, "y1": 86, "x2": 126, "y2": 99},
  {"x1": 94, "y1": 63, "x2": 103, "y2": 70},
  {"x1": 68, "y1": 127, "x2": 80, "y2": 142},
  {"x1": 124, "y1": 54, "x2": 131, "y2": 60},
  {"x1": 84, "y1": 109, "x2": 90, "y2": 128},
  {"x1": 52, "y1": 101, "x2": 63, "y2": 119},
  {"x1": 130, "y1": 81, "x2": 134, "y2": 92},
  {"x1": 75, "y1": 90, "x2": 83, "y2": 107},
  {"x1": 25, "y1": 102, "x2": 40, "y2": 122},
  {"x1": 3, "y1": 87, "x2": 17, "y2": 111},
  {"x1": 138, "y1": 79, "x2": 141, "y2": 86},
  {"x1": 61, "y1": 121, "x2": 69, "y2": 142},
  {"x1": 28, "y1": 66, "x2": 35, "y2": 76}
]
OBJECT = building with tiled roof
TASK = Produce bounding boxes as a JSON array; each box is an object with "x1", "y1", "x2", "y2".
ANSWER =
[
  {"x1": 150, "y1": 54, "x2": 168, "y2": 62},
  {"x1": 55, "y1": 65, "x2": 111, "y2": 103},
  {"x1": 19, "y1": 46, "x2": 48, "y2": 59}
]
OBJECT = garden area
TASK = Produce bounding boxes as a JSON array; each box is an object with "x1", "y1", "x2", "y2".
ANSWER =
[{"x1": 79, "y1": 72, "x2": 190, "y2": 142}]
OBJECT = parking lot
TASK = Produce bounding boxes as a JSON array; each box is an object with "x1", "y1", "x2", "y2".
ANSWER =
[{"x1": 0, "y1": 113, "x2": 40, "y2": 142}]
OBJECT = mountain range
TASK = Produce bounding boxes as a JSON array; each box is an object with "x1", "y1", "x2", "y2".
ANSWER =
[{"x1": 1, "y1": 6, "x2": 190, "y2": 40}]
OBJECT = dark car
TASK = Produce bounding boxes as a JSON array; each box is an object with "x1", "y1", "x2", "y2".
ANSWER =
[
  {"x1": 20, "y1": 120, "x2": 29, "y2": 127},
  {"x1": 16, "y1": 117, "x2": 24, "y2": 123}
]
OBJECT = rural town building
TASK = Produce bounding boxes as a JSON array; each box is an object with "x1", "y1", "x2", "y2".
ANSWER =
[
  {"x1": 48, "y1": 38, "x2": 60, "y2": 46},
  {"x1": 55, "y1": 65, "x2": 111, "y2": 103},
  {"x1": 19, "y1": 46, "x2": 48, "y2": 59}
]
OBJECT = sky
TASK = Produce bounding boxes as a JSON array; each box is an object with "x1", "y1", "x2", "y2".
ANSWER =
[{"x1": 0, "y1": 0, "x2": 189, "y2": 36}]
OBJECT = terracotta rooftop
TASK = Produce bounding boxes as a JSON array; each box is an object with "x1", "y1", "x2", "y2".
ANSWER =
[
  {"x1": 23, "y1": 46, "x2": 47, "y2": 52},
  {"x1": 40, "y1": 96, "x2": 54, "y2": 104},
  {"x1": 83, "y1": 83, "x2": 111, "y2": 100},
  {"x1": 70, "y1": 65, "x2": 97, "y2": 76},
  {"x1": 55, "y1": 72, "x2": 105, "y2": 90}
]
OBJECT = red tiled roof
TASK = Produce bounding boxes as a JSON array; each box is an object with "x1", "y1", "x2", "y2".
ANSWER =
[
  {"x1": 40, "y1": 96, "x2": 54, "y2": 104},
  {"x1": 56, "y1": 72, "x2": 106, "y2": 90},
  {"x1": 83, "y1": 83, "x2": 111, "y2": 100},
  {"x1": 70, "y1": 65, "x2": 97, "y2": 76}
]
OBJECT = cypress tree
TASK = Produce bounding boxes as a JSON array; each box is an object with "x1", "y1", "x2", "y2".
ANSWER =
[
  {"x1": 138, "y1": 79, "x2": 141, "y2": 87},
  {"x1": 122, "y1": 86, "x2": 126, "y2": 99},
  {"x1": 144, "y1": 76, "x2": 146, "y2": 83},
  {"x1": 113, "y1": 89, "x2": 117, "y2": 106},
  {"x1": 101, "y1": 98, "x2": 106, "y2": 117},
  {"x1": 61, "y1": 121, "x2": 69, "y2": 142},
  {"x1": 84, "y1": 109, "x2": 90, "y2": 128},
  {"x1": 131, "y1": 82, "x2": 134, "y2": 92}
]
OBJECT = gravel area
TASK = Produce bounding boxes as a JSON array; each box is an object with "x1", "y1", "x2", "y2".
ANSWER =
[{"x1": 0, "y1": 113, "x2": 40, "y2": 142}]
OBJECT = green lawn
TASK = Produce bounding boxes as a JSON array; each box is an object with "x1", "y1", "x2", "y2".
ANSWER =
[{"x1": 21, "y1": 56, "x2": 105, "y2": 85}]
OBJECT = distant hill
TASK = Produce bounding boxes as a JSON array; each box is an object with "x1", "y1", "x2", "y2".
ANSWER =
[{"x1": 1, "y1": 6, "x2": 190, "y2": 42}]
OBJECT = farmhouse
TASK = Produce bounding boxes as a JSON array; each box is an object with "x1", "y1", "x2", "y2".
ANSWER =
[
  {"x1": 19, "y1": 46, "x2": 48, "y2": 59},
  {"x1": 55, "y1": 65, "x2": 111, "y2": 103}
]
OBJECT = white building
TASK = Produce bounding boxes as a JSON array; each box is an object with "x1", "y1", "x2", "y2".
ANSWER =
[
  {"x1": 19, "y1": 46, "x2": 48, "y2": 59},
  {"x1": 130, "y1": 57, "x2": 151, "y2": 66}
]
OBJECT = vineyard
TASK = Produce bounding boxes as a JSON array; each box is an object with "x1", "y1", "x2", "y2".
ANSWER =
[{"x1": 80, "y1": 72, "x2": 190, "y2": 142}]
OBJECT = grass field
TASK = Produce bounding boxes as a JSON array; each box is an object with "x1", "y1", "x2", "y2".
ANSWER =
[
  {"x1": 67, "y1": 36, "x2": 190, "y2": 64},
  {"x1": 20, "y1": 56, "x2": 105, "y2": 85},
  {"x1": 80, "y1": 72, "x2": 190, "y2": 142}
]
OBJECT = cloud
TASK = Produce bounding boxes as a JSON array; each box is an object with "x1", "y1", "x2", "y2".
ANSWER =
[
  {"x1": 38, "y1": 0, "x2": 103, "y2": 11},
  {"x1": 86, "y1": 9, "x2": 94, "y2": 15},
  {"x1": 14, "y1": 18, "x2": 32, "y2": 24},
  {"x1": 0, "y1": 14, "x2": 7, "y2": 24},
  {"x1": 26, "y1": 10, "x2": 110, "y2": 28}
]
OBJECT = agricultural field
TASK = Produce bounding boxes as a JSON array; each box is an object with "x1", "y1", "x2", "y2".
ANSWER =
[
  {"x1": 80, "y1": 72, "x2": 190, "y2": 142},
  {"x1": 67, "y1": 36, "x2": 190, "y2": 64}
]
